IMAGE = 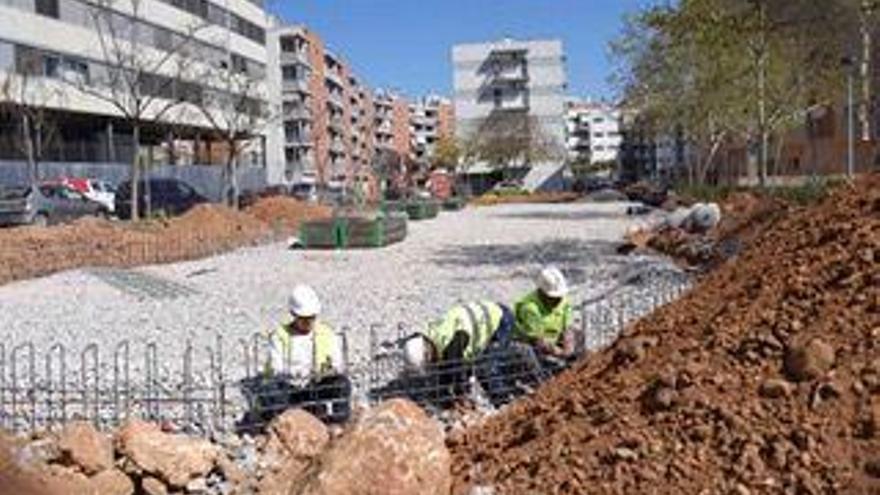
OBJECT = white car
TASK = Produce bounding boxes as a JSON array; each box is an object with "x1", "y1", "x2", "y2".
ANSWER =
[{"x1": 67, "y1": 178, "x2": 116, "y2": 213}]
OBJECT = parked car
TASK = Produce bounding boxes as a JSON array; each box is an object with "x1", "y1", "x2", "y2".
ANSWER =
[
  {"x1": 115, "y1": 178, "x2": 207, "y2": 220},
  {"x1": 0, "y1": 183, "x2": 109, "y2": 227},
  {"x1": 63, "y1": 177, "x2": 117, "y2": 213},
  {"x1": 290, "y1": 182, "x2": 318, "y2": 202}
]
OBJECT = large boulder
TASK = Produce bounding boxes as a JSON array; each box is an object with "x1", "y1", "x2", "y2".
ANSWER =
[
  {"x1": 293, "y1": 399, "x2": 451, "y2": 495},
  {"x1": 115, "y1": 420, "x2": 220, "y2": 489},
  {"x1": 266, "y1": 409, "x2": 329, "y2": 459},
  {"x1": 89, "y1": 468, "x2": 135, "y2": 495},
  {"x1": 56, "y1": 421, "x2": 114, "y2": 475}
]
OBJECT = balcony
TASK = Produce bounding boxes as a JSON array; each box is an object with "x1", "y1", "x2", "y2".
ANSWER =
[
  {"x1": 280, "y1": 50, "x2": 311, "y2": 68},
  {"x1": 329, "y1": 139, "x2": 346, "y2": 155},
  {"x1": 325, "y1": 69, "x2": 345, "y2": 89},
  {"x1": 327, "y1": 91, "x2": 345, "y2": 109},
  {"x1": 328, "y1": 114, "x2": 345, "y2": 132},
  {"x1": 284, "y1": 105, "x2": 312, "y2": 121},
  {"x1": 376, "y1": 121, "x2": 393, "y2": 136},
  {"x1": 285, "y1": 133, "x2": 313, "y2": 147},
  {"x1": 282, "y1": 79, "x2": 311, "y2": 94}
]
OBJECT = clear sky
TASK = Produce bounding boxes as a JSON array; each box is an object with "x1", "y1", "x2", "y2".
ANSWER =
[{"x1": 270, "y1": 0, "x2": 658, "y2": 101}]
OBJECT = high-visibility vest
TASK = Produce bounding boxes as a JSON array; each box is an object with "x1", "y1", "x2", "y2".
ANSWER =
[
  {"x1": 514, "y1": 290, "x2": 572, "y2": 346},
  {"x1": 426, "y1": 301, "x2": 504, "y2": 360},
  {"x1": 265, "y1": 321, "x2": 338, "y2": 376}
]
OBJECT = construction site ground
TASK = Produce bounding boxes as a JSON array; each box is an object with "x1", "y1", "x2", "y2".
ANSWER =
[{"x1": 0, "y1": 200, "x2": 676, "y2": 382}]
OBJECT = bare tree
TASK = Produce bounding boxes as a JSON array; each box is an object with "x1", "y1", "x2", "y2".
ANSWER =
[
  {"x1": 0, "y1": 70, "x2": 63, "y2": 185},
  {"x1": 191, "y1": 63, "x2": 275, "y2": 209},
  {"x1": 64, "y1": 0, "x2": 206, "y2": 219},
  {"x1": 463, "y1": 112, "x2": 562, "y2": 182}
]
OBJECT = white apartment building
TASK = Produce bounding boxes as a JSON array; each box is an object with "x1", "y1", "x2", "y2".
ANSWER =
[
  {"x1": 409, "y1": 94, "x2": 450, "y2": 164},
  {"x1": 0, "y1": 0, "x2": 272, "y2": 180},
  {"x1": 452, "y1": 38, "x2": 567, "y2": 190},
  {"x1": 452, "y1": 38, "x2": 566, "y2": 146},
  {"x1": 565, "y1": 99, "x2": 623, "y2": 165}
]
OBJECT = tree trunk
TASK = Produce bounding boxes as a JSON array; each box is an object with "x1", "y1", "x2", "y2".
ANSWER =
[
  {"x1": 860, "y1": 1, "x2": 873, "y2": 142},
  {"x1": 131, "y1": 124, "x2": 141, "y2": 221},
  {"x1": 22, "y1": 113, "x2": 36, "y2": 186},
  {"x1": 756, "y1": 1, "x2": 769, "y2": 187}
]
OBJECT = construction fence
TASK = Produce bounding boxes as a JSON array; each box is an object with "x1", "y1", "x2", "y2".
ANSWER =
[{"x1": 0, "y1": 266, "x2": 690, "y2": 435}]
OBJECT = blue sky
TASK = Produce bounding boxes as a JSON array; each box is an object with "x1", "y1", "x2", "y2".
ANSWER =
[{"x1": 270, "y1": 0, "x2": 659, "y2": 101}]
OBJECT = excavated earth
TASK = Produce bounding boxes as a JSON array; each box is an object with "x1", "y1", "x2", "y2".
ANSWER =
[
  {"x1": 450, "y1": 175, "x2": 880, "y2": 494},
  {"x1": 0, "y1": 197, "x2": 330, "y2": 286}
]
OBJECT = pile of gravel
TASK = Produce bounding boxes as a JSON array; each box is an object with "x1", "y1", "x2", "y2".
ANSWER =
[{"x1": 0, "y1": 201, "x2": 687, "y2": 431}]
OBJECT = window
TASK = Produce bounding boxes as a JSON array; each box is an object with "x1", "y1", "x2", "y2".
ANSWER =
[
  {"x1": 493, "y1": 88, "x2": 502, "y2": 108},
  {"x1": 593, "y1": 117, "x2": 604, "y2": 123},
  {"x1": 14, "y1": 45, "x2": 42, "y2": 75},
  {"x1": 43, "y1": 55, "x2": 61, "y2": 78},
  {"x1": 35, "y1": 0, "x2": 59, "y2": 18}
]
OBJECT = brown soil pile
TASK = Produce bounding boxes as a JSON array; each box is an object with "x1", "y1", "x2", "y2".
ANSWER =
[
  {"x1": 0, "y1": 203, "x2": 280, "y2": 286},
  {"x1": 471, "y1": 192, "x2": 581, "y2": 207},
  {"x1": 245, "y1": 196, "x2": 332, "y2": 234},
  {"x1": 450, "y1": 175, "x2": 880, "y2": 494}
]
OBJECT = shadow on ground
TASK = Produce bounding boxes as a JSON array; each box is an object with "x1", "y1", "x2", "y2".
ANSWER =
[
  {"x1": 490, "y1": 210, "x2": 628, "y2": 222},
  {"x1": 432, "y1": 239, "x2": 622, "y2": 285}
]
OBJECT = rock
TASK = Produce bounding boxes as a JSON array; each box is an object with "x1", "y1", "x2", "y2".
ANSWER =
[
  {"x1": 865, "y1": 459, "x2": 880, "y2": 479},
  {"x1": 56, "y1": 421, "x2": 114, "y2": 475},
  {"x1": 612, "y1": 447, "x2": 639, "y2": 461},
  {"x1": 142, "y1": 476, "x2": 169, "y2": 495},
  {"x1": 217, "y1": 456, "x2": 246, "y2": 485},
  {"x1": 644, "y1": 384, "x2": 678, "y2": 413},
  {"x1": 185, "y1": 476, "x2": 209, "y2": 493},
  {"x1": 759, "y1": 378, "x2": 793, "y2": 399},
  {"x1": 784, "y1": 338, "x2": 835, "y2": 382},
  {"x1": 20, "y1": 437, "x2": 61, "y2": 465},
  {"x1": 257, "y1": 457, "x2": 311, "y2": 495},
  {"x1": 265, "y1": 409, "x2": 329, "y2": 459},
  {"x1": 89, "y1": 468, "x2": 135, "y2": 495},
  {"x1": 39, "y1": 464, "x2": 92, "y2": 495},
  {"x1": 292, "y1": 399, "x2": 451, "y2": 495},
  {"x1": 116, "y1": 420, "x2": 220, "y2": 488}
]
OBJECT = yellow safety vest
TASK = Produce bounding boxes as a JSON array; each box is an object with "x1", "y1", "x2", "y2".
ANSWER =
[
  {"x1": 426, "y1": 301, "x2": 503, "y2": 360},
  {"x1": 265, "y1": 320, "x2": 337, "y2": 376}
]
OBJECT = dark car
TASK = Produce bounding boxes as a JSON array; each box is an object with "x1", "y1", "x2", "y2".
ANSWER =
[
  {"x1": 115, "y1": 178, "x2": 207, "y2": 219},
  {"x1": 0, "y1": 183, "x2": 108, "y2": 227}
]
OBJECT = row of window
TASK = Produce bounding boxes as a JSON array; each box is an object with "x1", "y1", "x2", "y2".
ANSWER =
[
  {"x1": 6, "y1": 41, "x2": 263, "y2": 113},
  {"x1": 159, "y1": 0, "x2": 265, "y2": 44},
  {"x1": 3, "y1": 0, "x2": 265, "y2": 77}
]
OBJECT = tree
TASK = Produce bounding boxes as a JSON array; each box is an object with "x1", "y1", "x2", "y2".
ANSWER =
[
  {"x1": 0, "y1": 70, "x2": 63, "y2": 185},
  {"x1": 430, "y1": 135, "x2": 460, "y2": 171},
  {"x1": 462, "y1": 112, "x2": 562, "y2": 182},
  {"x1": 66, "y1": 0, "x2": 205, "y2": 219},
  {"x1": 191, "y1": 63, "x2": 275, "y2": 209},
  {"x1": 611, "y1": 0, "x2": 855, "y2": 186}
]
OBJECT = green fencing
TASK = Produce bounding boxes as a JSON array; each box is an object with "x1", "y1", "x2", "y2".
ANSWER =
[{"x1": 442, "y1": 197, "x2": 467, "y2": 211}]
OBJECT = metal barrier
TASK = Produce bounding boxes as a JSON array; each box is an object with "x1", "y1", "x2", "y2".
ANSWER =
[{"x1": 0, "y1": 266, "x2": 691, "y2": 435}]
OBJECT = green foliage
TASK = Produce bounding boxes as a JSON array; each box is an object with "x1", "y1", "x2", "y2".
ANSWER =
[{"x1": 611, "y1": 0, "x2": 861, "y2": 185}]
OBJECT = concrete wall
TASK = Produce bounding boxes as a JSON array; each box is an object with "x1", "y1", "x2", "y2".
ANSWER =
[{"x1": 0, "y1": 161, "x2": 267, "y2": 202}]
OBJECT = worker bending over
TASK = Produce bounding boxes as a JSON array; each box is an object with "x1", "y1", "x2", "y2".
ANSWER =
[
  {"x1": 513, "y1": 266, "x2": 578, "y2": 372},
  {"x1": 402, "y1": 300, "x2": 517, "y2": 405},
  {"x1": 263, "y1": 285, "x2": 351, "y2": 423}
]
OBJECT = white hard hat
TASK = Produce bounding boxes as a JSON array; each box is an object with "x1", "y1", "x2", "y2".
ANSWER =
[
  {"x1": 402, "y1": 335, "x2": 430, "y2": 371},
  {"x1": 536, "y1": 266, "x2": 569, "y2": 298},
  {"x1": 288, "y1": 285, "x2": 322, "y2": 317}
]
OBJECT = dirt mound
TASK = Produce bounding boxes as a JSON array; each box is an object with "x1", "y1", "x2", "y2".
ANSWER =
[
  {"x1": 245, "y1": 196, "x2": 332, "y2": 234},
  {"x1": 0, "y1": 204, "x2": 274, "y2": 286},
  {"x1": 450, "y1": 175, "x2": 880, "y2": 494}
]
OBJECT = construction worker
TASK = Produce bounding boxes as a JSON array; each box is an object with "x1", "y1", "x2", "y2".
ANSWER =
[
  {"x1": 402, "y1": 300, "x2": 516, "y2": 405},
  {"x1": 513, "y1": 266, "x2": 577, "y2": 368},
  {"x1": 262, "y1": 285, "x2": 351, "y2": 424}
]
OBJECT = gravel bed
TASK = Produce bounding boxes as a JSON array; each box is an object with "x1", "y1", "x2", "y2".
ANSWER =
[{"x1": 0, "y1": 201, "x2": 684, "y2": 428}]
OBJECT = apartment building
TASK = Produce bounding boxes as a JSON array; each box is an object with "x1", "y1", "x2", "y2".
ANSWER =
[
  {"x1": 409, "y1": 95, "x2": 454, "y2": 165},
  {"x1": 0, "y1": 0, "x2": 272, "y2": 178},
  {"x1": 452, "y1": 37, "x2": 567, "y2": 191},
  {"x1": 565, "y1": 99, "x2": 623, "y2": 166}
]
